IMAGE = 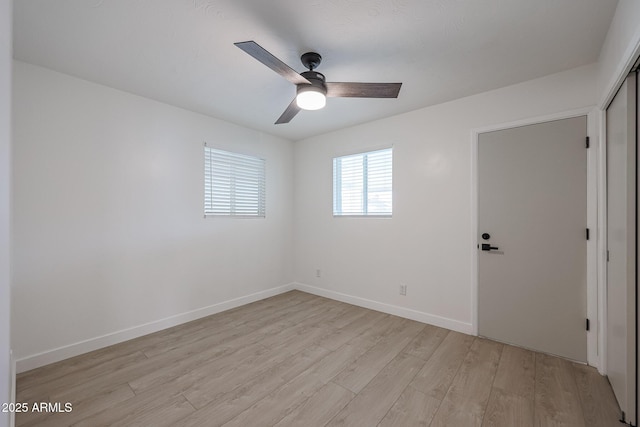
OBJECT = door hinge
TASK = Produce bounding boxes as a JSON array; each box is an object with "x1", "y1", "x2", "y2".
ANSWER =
[
  {"x1": 586, "y1": 318, "x2": 590, "y2": 331},
  {"x1": 586, "y1": 228, "x2": 590, "y2": 240},
  {"x1": 607, "y1": 250, "x2": 610, "y2": 262},
  {"x1": 585, "y1": 136, "x2": 590, "y2": 148}
]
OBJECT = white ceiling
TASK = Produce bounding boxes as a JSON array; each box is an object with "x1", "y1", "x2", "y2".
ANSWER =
[{"x1": 13, "y1": 0, "x2": 617, "y2": 141}]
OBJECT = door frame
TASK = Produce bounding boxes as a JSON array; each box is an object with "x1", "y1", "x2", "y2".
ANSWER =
[{"x1": 471, "y1": 106, "x2": 603, "y2": 369}]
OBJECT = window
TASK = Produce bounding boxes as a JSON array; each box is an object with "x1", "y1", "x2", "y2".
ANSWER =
[
  {"x1": 204, "y1": 145, "x2": 265, "y2": 217},
  {"x1": 333, "y1": 147, "x2": 393, "y2": 216}
]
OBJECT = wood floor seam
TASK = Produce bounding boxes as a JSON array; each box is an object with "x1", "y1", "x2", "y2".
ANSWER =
[{"x1": 479, "y1": 342, "x2": 505, "y2": 426}]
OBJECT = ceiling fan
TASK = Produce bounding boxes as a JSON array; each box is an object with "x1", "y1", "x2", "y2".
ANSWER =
[{"x1": 234, "y1": 41, "x2": 402, "y2": 124}]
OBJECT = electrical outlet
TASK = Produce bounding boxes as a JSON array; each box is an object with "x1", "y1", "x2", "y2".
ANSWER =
[
  {"x1": 316, "y1": 269, "x2": 321, "y2": 278},
  {"x1": 399, "y1": 284, "x2": 407, "y2": 296}
]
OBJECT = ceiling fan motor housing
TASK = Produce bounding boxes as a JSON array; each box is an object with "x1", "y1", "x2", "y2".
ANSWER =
[{"x1": 298, "y1": 71, "x2": 327, "y2": 95}]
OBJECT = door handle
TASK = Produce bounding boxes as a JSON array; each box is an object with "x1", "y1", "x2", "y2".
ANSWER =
[{"x1": 481, "y1": 243, "x2": 499, "y2": 251}]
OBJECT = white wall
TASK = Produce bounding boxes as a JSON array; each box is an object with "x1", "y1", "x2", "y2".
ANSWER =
[
  {"x1": 597, "y1": 0, "x2": 640, "y2": 107},
  {"x1": 0, "y1": 0, "x2": 12, "y2": 425},
  {"x1": 11, "y1": 61, "x2": 294, "y2": 371},
  {"x1": 293, "y1": 64, "x2": 597, "y2": 333}
]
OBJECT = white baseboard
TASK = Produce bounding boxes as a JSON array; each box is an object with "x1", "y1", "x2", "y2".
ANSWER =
[
  {"x1": 15, "y1": 284, "x2": 295, "y2": 373},
  {"x1": 15, "y1": 282, "x2": 472, "y2": 373},
  {"x1": 293, "y1": 283, "x2": 473, "y2": 335}
]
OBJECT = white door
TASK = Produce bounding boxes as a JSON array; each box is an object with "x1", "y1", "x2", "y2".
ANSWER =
[
  {"x1": 606, "y1": 73, "x2": 636, "y2": 425},
  {"x1": 478, "y1": 116, "x2": 587, "y2": 362}
]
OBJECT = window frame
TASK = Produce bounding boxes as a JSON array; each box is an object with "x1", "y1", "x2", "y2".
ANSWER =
[
  {"x1": 332, "y1": 147, "x2": 393, "y2": 218},
  {"x1": 203, "y1": 144, "x2": 266, "y2": 218}
]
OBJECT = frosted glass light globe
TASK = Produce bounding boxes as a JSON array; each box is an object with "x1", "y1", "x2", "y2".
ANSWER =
[{"x1": 296, "y1": 90, "x2": 326, "y2": 110}]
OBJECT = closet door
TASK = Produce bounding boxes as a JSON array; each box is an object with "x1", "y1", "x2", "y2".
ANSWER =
[{"x1": 606, "y1": 72, "x2": 637, "y2": 425}]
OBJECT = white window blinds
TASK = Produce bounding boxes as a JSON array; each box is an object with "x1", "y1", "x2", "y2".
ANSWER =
[
  {"x1": 204, "y1": 146, "x2": 265, "y2": 217},
  {"x1": 333, "y1": 147, "x2": 392, "y2": 216}
]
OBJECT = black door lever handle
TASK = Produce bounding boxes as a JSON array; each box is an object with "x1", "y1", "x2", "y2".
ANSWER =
[{"x1": 481, "y1": 243, "x2": 499, "y2": 251}]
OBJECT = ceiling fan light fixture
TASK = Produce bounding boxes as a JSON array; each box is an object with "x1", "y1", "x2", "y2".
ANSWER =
[
  {"x1": 234, "y1": 41, "x2": 402, "y2": 124},
  {"x1": 296, "y1": 85, "x2": 326, "y2": 110}
]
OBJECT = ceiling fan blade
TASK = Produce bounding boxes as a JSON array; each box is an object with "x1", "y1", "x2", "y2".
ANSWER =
[
  {"x1": 326, "y1": 82, "x2": 402, "y2": 98},
  {"x1": 275, "y1": 98, "x2": 301, "y2": 124},
  {"x1": 235, "y1": 41, "x2": 310, "y2": 86}
]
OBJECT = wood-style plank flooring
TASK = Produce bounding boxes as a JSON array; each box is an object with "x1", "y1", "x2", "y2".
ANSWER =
[{"x1": 16, "y1": 291, "x2": 621, "y2": 426}]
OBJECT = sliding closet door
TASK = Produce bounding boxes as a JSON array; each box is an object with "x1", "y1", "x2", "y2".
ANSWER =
[{"x1": 606, "y1": 72, "x2": 637, "y2": 425}]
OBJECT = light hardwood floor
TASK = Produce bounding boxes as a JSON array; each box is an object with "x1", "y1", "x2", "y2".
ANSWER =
[{"x1": 16, "y1": 291, "x2": 621, "y2": 426}]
